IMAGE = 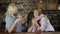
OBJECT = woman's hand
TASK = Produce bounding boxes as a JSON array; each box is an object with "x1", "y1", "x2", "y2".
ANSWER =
[
  {"x1": 32, "y1": 19, "x2": 41, "y2": 30},
  {"x1": 32, "y1": 19, "x2": 40, "y2": 27},
  {"x1": 15, "y1": 16, "x2": 22, "y2": 23},
  {"x1": 32, "y1": 19, "x2": 36, "y2": 25}
]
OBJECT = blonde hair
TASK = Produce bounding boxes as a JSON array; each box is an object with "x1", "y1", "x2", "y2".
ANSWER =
[{"x1": 5, "y1": 3, "x2": 20, "y2": 16}]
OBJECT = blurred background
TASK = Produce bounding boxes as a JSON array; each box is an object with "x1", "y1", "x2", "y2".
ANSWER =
[{"x1": 0, "y1": 0, "x2": 60, "y2": 32}]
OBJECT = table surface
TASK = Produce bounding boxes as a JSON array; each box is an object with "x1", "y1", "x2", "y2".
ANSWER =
[{"x1": 0, "y1": 32, "x2": 60, "y2": 34}]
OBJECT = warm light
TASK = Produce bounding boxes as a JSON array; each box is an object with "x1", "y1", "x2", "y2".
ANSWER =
[
  {"x1": 40, "y1": 0, "x2": 42, "y2": 3},
  {"x1": 58, "y1": 5, "x2": 60, "y2": 10}
]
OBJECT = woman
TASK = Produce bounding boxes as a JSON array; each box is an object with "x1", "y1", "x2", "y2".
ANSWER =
[
  {"x1": 27, "y1": 8, "x2": 55, "y2": 32},
  {"x1": 5, "y1": 3, "x2": 22, "y2": 33},
  {"x1": 27, "y1": 11, "x2": 41, "y2": 32},
  {"x1": 34, "y1": 9, "x2": 55, "y2": 32}
]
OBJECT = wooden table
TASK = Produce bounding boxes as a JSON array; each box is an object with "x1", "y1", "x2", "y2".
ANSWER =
[{"x1": 0, "y1": 32, "x2": 60, "y2": 34}]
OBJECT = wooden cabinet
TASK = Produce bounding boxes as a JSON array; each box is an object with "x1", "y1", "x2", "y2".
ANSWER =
[
  {"x1": 37, "y1": 3, "x2": 46, "y2": 10},
  {"x1": 47, "y1": 4, "x2": 57, "y2": 10},
  {"x1": 48, "y1": 0, "x2": 57, "y2": 3},
  {"x1": 37, "y1": 0, "x2": 57, "y2": 10}
]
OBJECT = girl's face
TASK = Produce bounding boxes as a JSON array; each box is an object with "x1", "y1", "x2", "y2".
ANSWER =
[{"x1": 34, "y1": 10, "x2": 39, "y2": 18}]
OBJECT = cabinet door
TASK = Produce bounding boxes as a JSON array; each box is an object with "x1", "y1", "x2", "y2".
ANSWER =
[
  {"x1": 37, "y1": 3, "x2": 46, "y2": 10},
  {"x1": 48, "y1": 0, "x2": 57, "y2": 3},
  {"x1": 47, "y1": 4, "x2": 57, "y2": 10}
]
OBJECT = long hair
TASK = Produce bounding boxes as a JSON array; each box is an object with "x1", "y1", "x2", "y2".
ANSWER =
[
  {"x1": 27, "y1": 11, "x2": 34, "y2": 27},
  {"x1": 27, "y1": 9, "x2": 42, "y2": 28},
  {"x1": 5, "y1": 3, "x2": 20, "y2": 16}
]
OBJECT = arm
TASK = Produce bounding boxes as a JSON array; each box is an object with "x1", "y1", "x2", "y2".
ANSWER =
[
  {"x1": 8, "y1": 17, "x2": 22, "y2": 33},
  {"x1": 5, "y1": 16, "x2": 22, "y2": 33},
  {"x1": 32, "y1": 19, "x2": 40, "y2": 29},
  {"x1": 8, "y1": 20, "x2": 18, "y2": 33}
]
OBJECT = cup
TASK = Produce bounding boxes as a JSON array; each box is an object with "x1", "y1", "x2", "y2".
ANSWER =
[{"x1": 36, "y1": 30, "x2": 41, "y2": 34}]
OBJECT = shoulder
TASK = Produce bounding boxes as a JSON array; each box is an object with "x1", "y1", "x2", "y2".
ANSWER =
[
  {"x1": 5, "y1": 16, "x2": 12, "y2": 18},
  {"x1": 5, "y1": 15, "x2": 16, "y2": 20},
  {"x1": 43, "y1": 15, "x2": 49, "y2": 20},
  {"x1": 5, "y1": 16, "x2": 14, "y2": 19},
  {"x1": 5, "y1": 15, "x2": 16, "y2": 23}
]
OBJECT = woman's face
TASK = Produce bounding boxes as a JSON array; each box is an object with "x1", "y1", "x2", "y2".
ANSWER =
[
  {"x1": 13, "y1": 8, "x2": 19, "y2": 15},
  {"x1": 34, "y1": 10, "x2": 39, "y2": 18}
]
